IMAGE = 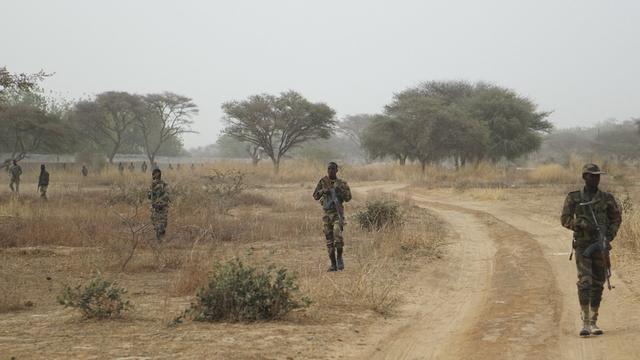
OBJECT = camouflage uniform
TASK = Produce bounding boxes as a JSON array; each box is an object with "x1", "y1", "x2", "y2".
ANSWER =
[
  {"x1": 561, "y1": 186, "x2": 621, "y2": 333},
  {"x1": 9, "y1": 163, "x2": 22, "y2": 193},
  {"x1": 313, "y1": 176, "x2": 352, "y2": 251},
  {"x1": 148, "y1": 178, "x2": 170, "y2": 240},
  {"x1": 38, "y1": 169, "x2": 49, "y2": 199}
]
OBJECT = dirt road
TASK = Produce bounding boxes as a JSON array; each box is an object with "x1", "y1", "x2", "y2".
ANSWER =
[{"x1": 352, "y1": 185, "x2": 640, "y2": 360}]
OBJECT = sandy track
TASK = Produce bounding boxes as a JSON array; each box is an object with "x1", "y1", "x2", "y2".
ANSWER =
[{"x1": 352, "y1": 184, "x2": 639, "y2": 360}]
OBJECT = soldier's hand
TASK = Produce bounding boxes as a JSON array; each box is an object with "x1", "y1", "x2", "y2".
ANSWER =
[{"x1": 574, "y1": 218, "x2": 593, "y2": 231}]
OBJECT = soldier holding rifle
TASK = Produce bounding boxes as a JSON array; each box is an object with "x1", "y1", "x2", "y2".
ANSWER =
[
  {"x1": 561, "y1": 164, "x2": 622, "y2": 337},
  {"x1": 313, "y1": 162, "x2": 351, "y2": 272}
]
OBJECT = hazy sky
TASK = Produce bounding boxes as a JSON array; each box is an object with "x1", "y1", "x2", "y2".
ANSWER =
[{"x1": 3, "y1": 0, "x2": 639, "y2": 148}]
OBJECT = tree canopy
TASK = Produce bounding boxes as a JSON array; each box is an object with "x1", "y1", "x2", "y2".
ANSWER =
[{"x1": 222, "y1": 90, "x2": 336, "y2": 172}]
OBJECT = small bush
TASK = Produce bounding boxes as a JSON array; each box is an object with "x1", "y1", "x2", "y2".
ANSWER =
[
  {"x1": 356, "y1": 200, "x2": 403, "y2": 231},
  {"x1": 58, "y1": 272, "x2": 132, "y2": 319},
  {"x1": 176, "y1": 258, "x2": 309, "y2": 323}
]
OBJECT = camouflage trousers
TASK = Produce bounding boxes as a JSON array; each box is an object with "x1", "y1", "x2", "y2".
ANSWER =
[
  {"x1": 39, "y1": 185, "x2": 48, "y2": 199},
  {"x1": 9, "y1": 179, "x2": 19, "y2": 193},
  {"x1": 151, "y1": 207, "x2": 168, "y2": 240},
  {"x1": 575, "y1": 249, "x2": 606, "y2": 308},
  {"x1": 323, "y1": 211, "x2": 344, "y2": 249}
]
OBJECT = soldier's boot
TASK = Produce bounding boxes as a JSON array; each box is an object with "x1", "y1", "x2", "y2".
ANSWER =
[
  {"x1": 579, "y1": 306, "x2": 590, "y2": 337},
  {"x1": 590, "y1": 307, "x2": 603, "y2": 335},
  {"x1": 327, "y1": 247, "x2": 337, "y2": 272},
  {"x1": 336, "y1": 247, "x2": 344, "y2": 271}
]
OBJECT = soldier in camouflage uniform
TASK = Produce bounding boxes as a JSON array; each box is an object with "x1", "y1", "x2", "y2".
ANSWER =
[
  {"x1": 9, "y1": 160, "x2": 22, "y2": 193},
  {"x1": 561, "y1": 163, "x2": 622, "y2": 337},
  {"x1": 313, "y1": 162, "x2": 352, "y2": 272},
  {"x1": 37, "y1": 164, "x2": 50, "y2": 200},
  {"x1": 148, "y1": 168, "x2": 170, "y2": 241}
]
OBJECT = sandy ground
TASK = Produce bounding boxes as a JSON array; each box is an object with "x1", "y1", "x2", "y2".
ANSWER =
[
  {"x1": 1, "y1": 183, "x2": 639, "y2": 359},
  {"x1": 346, "y1": 184, "x2": 640, "y2": 360}
]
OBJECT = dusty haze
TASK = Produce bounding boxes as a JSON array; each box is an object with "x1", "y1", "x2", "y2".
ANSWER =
[{"x1": 2, "y1": 0, "x2": 639, "y2": 148}]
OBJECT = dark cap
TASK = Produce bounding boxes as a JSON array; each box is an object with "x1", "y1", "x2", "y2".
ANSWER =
[
  {"x1": 582, "y1": 163, "x2": 606, "y2": 175},
  {"x1": 328, "y1": 161, "x2": 338, "y2": 168}
]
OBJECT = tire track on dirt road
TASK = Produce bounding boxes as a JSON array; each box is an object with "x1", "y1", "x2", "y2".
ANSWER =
[{"x1": 352, "y1": 184, "x2": 562, "y2": 359}]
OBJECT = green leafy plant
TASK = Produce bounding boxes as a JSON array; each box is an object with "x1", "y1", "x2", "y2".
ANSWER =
[
  {"x1": 58, "y1": 272, "x2": 132, "y2": 319},
  {"x1": 355, "y1": 200, "x2": 403, "y2": 231},
  {"x1": 174, "y1": 258, "x2": 309, "y2": 324}
]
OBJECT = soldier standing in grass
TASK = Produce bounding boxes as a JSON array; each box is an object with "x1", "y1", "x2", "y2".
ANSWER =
[
  {"x1": 148, "y1": 168, "x2": 170, "y2": 242},
  {"x1": 118, "y1": 162, "x2": 125, "y2": 175},
  {"x1": 37, "y1": 164, "x2": 49, "y2": 200},
  {"x1": 561, "y1": 163, "x2": 622, "y2": 337},
  {"x1": 313, "y1": 162, "x2": 352, "y2": 272},
  {"x1": 141, "y1": 161, "x2": 148, "y2": 173},
  {"x1": 9, "y1": 160, "x2": 22, "y2": 193}
]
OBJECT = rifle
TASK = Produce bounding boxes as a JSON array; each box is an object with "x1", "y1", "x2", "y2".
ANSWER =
[
  {"x1": 579, "y1": 199, "x2": 614, "y2": 290},
  {"x1": 325, "y1": 187, "x2": 345, "y2": 234}
]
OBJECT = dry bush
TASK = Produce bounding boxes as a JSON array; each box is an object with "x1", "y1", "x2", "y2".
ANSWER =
[{"x1": 171, "y1": 255, "x2": 211, "y2": 296}]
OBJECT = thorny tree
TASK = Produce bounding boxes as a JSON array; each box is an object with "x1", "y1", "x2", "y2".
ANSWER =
[
  {"x1": 137, "y1": 92, "x2": 198, "y2": 164},
  {"x1": 222, "y1": 91, "x2": 336, "y2": 173}
]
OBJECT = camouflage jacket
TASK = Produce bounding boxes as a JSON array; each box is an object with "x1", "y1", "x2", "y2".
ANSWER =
[
  {"x1": 313, "y1": 176, "x2": 352, "y2": 212},
  {"x1": 561, "y1": 188, "x2": 622, "y2": 248},
  {"x1": 9, "y1": 164, "x2": 22, "y2": 180},
  {"x1": 149, "y1": 179, "x2": 170, "y2": 209},
  {"x1": 38, "y1": 171, "x2": 49, "y2": 187}
]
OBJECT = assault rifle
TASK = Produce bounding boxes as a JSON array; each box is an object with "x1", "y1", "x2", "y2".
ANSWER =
[
  {"x1": 579, "y1": 199, "x2": 614, "y2": 290},
  {"x1": 324, "y1": 187, "x2": 345, "y2": 233}
]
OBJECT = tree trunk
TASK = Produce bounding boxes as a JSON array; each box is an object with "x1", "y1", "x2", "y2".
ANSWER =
[
  {"x1": 454, "y1": 155, "x2": 460, "y2": 170},
  {"x1": 251, "y1": 157, "x2": 260, "y2": 166},
  {"x1": 420, "y1": 160, "x2": 427, "y2": 174},
  {"x1": 272, "y1": 157, "x2": 280, "y2": 174}
]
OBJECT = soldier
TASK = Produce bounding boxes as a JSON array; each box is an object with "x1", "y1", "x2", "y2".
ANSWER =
[
  {"x1": 141, "y1": 161, "x2": 148, "y2": 173},
  {"x1": 37, "y1": 164, "x2": 50, "y2": 200},
  {"x1": 81, "y1": 164, "x2": 89, "y2": 177},
  {"x1": 8, "y1": 160, "x2": 22, "y2": 193},
  {"x1": 561, "y1": 163, "x2": 622, "y2": 337},
  {"x1": 148, "y1": 168, "x2": 170, "y2": 242},
  {"x1": 313, "y1": 162, "x2": 352, "y2": 272},
  {"x1": 118, "y1": 162, "x2": 125, "y2": 175},
  {"x1": 128, "y1": 162, "x2": 135, "y2": 172}
]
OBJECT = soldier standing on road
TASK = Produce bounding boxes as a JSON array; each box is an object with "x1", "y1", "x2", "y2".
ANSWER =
[
  {"x1": 561, "y1": 163, "x2": 622, "y2": 337},
  {"x1": 37, "y1": 164, "x2": 50, "y2": 200},
  {"x1": 148, "y1": 168, "x2": 170, "y2": 242},
  {"x1": 313, "y1": 162, "x2": 352, "y2": 272},
  {"x1": 8, "y1": 160, "x2": 22, "y2": 193}
]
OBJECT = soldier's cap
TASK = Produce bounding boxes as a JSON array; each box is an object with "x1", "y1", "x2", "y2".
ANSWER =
[{"x1": 582, "y1": 163, "x2": 606, "y2": 175}]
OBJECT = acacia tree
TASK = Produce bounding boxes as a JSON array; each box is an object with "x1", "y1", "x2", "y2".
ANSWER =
[
  {"x1": 361, "y1": 115, "x2": 412, "y2": 165},
  {"x1": 465, "y1": 83, "x2": 552, "y2": 161},
  {"x1": 222, "y1": 90, "x2": 336, "y2": 172},
  {"x1": 72, "y1": 92, "x2": 142, "y2": 163},
  {"x1": 137, "y1": 92, "x2": 198, "y2": 164},
  {"x1": 0, "y1": 88, "x2": 75, "y2": 167},
  {"x1": 338, "y1": 114, "x2": 375, "y2": 163}
]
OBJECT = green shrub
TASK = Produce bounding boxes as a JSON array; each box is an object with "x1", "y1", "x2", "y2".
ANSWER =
[
  {"x1": 58, "y1": 272, "x2": 132, "y2": 319},
  {"x1": 356, "y1": 200, "x2": 403, "y2": 231},
  {"x1": 176, "y1": 258, "x2": 309, "y2": 323}
]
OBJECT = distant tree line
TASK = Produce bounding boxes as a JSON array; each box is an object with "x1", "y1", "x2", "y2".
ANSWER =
[
  {"x1": 2, "y1": 67, "x2": 555, "y2": 172},
  {"x1": 537, "y1": 119, "x2": 640, "y2": 164},
  {"x1": 0, "y1": 67, "x2": 196, "y2": 167},
  {"x1": 218, "y1": 81, "x2": 552, "y2": 172}
]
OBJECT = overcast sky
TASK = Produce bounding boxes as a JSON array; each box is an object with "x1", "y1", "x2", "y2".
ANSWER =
[{"x1": 3, "y1": 0, "x2": 639, "y2": 148}]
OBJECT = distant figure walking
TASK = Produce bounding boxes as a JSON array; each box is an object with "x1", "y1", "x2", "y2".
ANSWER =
[
  {"x1": 9, "y1": 160, "x2": 22, "y2": 193},
  {"x1": 118, "y1": 162, "x2": 125, "y2": 175},
  {"x1": 128, "y1": 162, "x2": 135, "y2": 172},
  {"x1": 148, "y1": 168, "x2": 170, "y2": 241},
  {"x1": 141, "y1": 161, "x2": 148, "y2": 173},
  {"x1": 81, "y1": 164, "x2": 89, "y2": 177},
  {"x1": 38, "y1": 164, "x2": 50, "y2": 200}
]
